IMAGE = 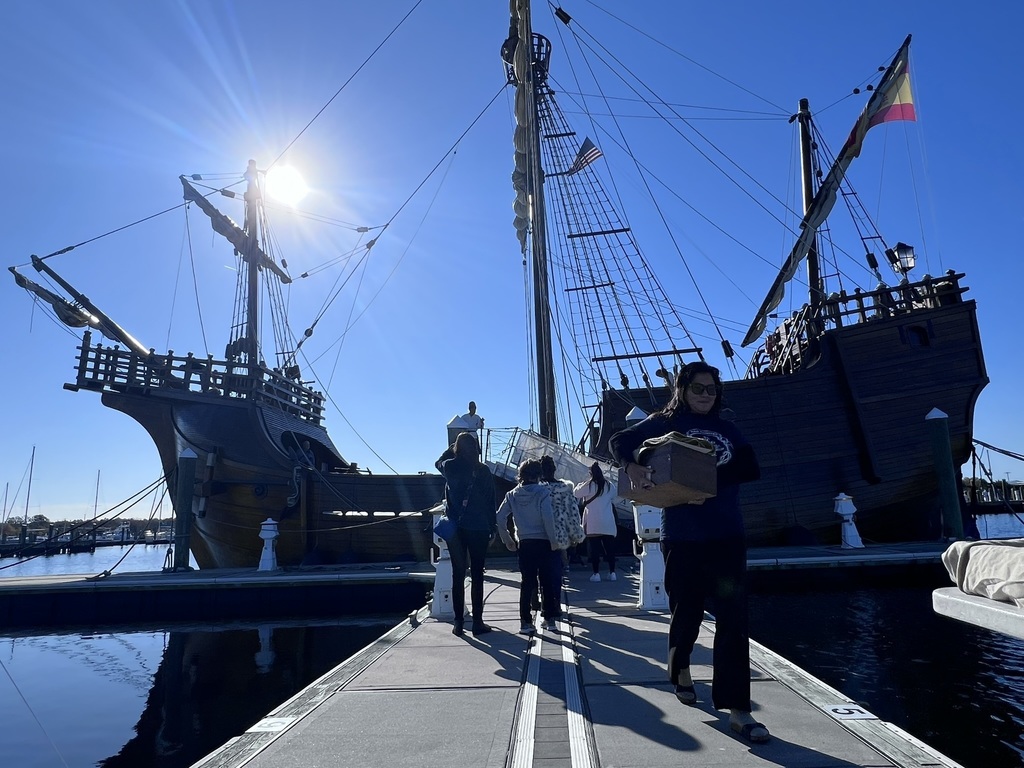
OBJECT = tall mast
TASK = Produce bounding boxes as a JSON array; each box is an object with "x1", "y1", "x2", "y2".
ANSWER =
[
  {"x1": 180, "y1": 166, "x2": 289, "y2": 368},
  {"x1": 797, "y1": 99, "x2": 824, "y2": 313},
  {"x1": 242, "y1": 159, "x2": 261, "y2": 365},
  {"x1": 509, "y1": 0, "x2": 558, "y2": 441}
]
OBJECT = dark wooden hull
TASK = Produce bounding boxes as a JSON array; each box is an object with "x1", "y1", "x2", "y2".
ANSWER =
[
  {"x1": 594, "y1": 298, "x2": 988, "y2": 545},
  {"x1": 100, "y1": 391, "x2": 446, "y2": 569}
]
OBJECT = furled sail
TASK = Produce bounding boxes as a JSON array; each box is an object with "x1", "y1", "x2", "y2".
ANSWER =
[
  {"x1": 180, "y1": 177, "x2": 291, "y2": 284},
  {"x1": 508, "y1": 1, "x2": 535, "y2": 255},
  {"x1": 741, "y1": 35, "x2": 915, "y2": 347},
  {"x1": 10, "y1": 256, "x2": 150, "y2": 357},
  {"x1": 9, "y1": 267, "x2": 95, "y2": 328}
]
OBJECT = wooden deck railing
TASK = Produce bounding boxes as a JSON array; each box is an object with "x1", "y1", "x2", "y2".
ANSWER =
[
  {"x1": 70, "y1": 331, "x2": 325, "y2": 425},
  {"x1": 745, "y1": 270, "x2": 968, "y2": 378}
]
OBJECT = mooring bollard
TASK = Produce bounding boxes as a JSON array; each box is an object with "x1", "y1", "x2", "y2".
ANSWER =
[
  {"x1": 633, "y1": 503, "x2": 669, "y2": 610},
  {"x1": 926, "y1": 408, "x2": 965, "y2": 540},
  {"x1": 834, "y1": 493, "x2": 864, "y2": 549},
  {"x1": 430, "y1": 510, "x2": 456, "y2": 619},
  {"x1": 257, "y1": 518, "x2": 280, "y2": 571}
]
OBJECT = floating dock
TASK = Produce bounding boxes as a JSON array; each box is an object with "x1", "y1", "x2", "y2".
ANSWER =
[
  {"x1": 0, "y1": 541, "x2": 950, "y2": 629},
  {"x1": 191, "y1": 562, "x2": 962, "y2": 768}
]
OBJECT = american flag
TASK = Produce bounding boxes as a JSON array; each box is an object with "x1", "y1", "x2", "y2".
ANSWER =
[{"x1": 568, "y1": 137, "x2": 603, "y2": 175}]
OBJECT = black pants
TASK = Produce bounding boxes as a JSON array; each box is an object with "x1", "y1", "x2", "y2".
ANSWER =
[
  {"x1": 449, "y1": 528, "x2": 491, "y2": 621},
  {"x1": 587, "y1": 534, "x2": 617, "y2": 573},
  {"x1": 517, "y1": 539, "x2": 562, "y2": 623},
  {"x1": 662, "y1": 538, "x2": 751, "y2": 711}
]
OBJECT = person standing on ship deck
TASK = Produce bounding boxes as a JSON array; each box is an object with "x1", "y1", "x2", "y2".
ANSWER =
[{"x1": 609, "y1": 361, "x2": 769, "y2": 744}]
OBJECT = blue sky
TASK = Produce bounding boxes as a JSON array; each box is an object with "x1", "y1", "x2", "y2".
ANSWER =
[{"x1": 3, "y1": 1, "x2": 1022, "y2": 522}]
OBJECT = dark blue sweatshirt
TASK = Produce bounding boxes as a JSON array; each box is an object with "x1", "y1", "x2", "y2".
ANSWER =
[{"x1": 609, "y1": 411, "x2": 759, "y2": 542}]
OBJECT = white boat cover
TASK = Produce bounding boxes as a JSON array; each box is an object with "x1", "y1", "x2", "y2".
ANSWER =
[{"x1": 941, "y1": 538, "x2": 1024, "y2": 607}]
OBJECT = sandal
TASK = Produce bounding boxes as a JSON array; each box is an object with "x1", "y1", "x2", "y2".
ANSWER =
[
  {"x1": 674, "y1": 684, "x2": 697, "y2": 705},
  {"x1": 730, "y1": 720, "x2": 770, "y2": 744}
]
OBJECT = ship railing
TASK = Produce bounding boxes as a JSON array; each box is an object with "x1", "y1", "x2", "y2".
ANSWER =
[
  {"x1": 71, "y1": 331, "x2": 325, "y2": 425},
  {"x1": 745, "y1": 270, "x2": 967, "y2": 378}
]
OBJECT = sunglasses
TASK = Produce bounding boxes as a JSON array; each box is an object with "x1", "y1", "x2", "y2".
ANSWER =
[{"x1": 687, "y1": 382, "x2": 718, "y2": 396}]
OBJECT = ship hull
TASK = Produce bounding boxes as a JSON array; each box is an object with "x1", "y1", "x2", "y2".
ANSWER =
[
  {"x1": 595, "y1": 297, "x2": 987, "y2": 545},
  {"x1": 64, "y1": 340, "x2": 447, "y2": 569},
  {"x1": 101, "y1": 391, "x2": 446, "y2": 569}
]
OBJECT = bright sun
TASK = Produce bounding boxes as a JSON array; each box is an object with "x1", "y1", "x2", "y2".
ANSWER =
[{"x1": 265, "y1": 165, "x2": 308, "y2": 206}]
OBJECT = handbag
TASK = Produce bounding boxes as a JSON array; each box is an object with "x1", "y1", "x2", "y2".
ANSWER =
[{"x1": 433, "y1": 514, "x2": 458, "y2": 541}]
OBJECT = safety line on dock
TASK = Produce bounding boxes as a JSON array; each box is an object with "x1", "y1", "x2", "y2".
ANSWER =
[
  {"x1": 558, "y1": 618, "x2": 595, "y2": 768},
  {"x1": 509, "y1": 625, "x2": 543, "y2": 768}
]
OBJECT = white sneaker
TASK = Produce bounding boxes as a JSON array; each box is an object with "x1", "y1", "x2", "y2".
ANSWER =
[
  {"x1": 609, "y1": 572, "x2": 617, "y2": 581},
  {"x1": 589, "y1": 573, "x2": 601, "y2": 582}
]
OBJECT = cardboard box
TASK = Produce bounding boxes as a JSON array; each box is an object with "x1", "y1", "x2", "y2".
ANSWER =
[{"x1": 617, "y1": 440, "x2": 717, "y2": 507}]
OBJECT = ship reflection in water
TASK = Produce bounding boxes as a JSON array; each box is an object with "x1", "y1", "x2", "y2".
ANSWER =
[{"x1": 0, "y1": 618, "x2": 400, "y2": 768}]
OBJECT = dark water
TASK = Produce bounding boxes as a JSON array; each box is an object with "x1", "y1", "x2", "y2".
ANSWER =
[
  {"x1": 0, "y1": 547, "x2": 402, "y2": 768},
  {"x1": 749, "y1": 514, "x2": 1024, "y2": 768}
]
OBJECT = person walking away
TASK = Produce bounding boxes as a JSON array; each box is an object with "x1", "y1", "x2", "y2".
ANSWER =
[
  {"x1": 439, "y1": 432, "x2": 498, "y2": 637},
  {"x1": 540, "y1": 455, "x2": 585, "y2": 575},
  {"x1": 496, "y1": 459, "x2": 561, "y2": 634},
  {"x1": 573, "y1": 463, "x2": 618, "y2": 582},
  {"x1": 609, "y1": 362, "x2": 768, "y2": 744}
]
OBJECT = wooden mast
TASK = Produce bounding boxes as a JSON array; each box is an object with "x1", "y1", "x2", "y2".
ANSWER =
[
  {"x1": 797, "y1": 98, "x2": 824, "y2": 315},
  {"x1": 242, "y1": 159, "x2": 261, "y2": 366},
  {"x1": 521, "y1": 0, "x2": 558, "y2": 441}
]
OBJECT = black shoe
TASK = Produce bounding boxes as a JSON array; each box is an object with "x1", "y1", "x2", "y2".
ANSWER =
[
  {"x1": 471, "y1": 621, "x2": 492, "y2": 635},
  {"x1": 452, "y1": 620, "x2": 464, "y2": 637},
  {"x1": 674, "y1": 684, "x2": 697, "y2": 705}
]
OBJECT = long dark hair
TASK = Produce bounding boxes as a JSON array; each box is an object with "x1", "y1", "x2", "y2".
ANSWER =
[
  {"x1": 453, "y1": 431, "x2": 481, "y2": 463},
  {"x1": 540, "y1": 455, "x2": 557, "y2": 482},
  {"x1": 588, "y1": 462, "x2": 606, "y2": 496},
  {"x1": 662, "y1": 361, "x2": 723, "y2": 418}
]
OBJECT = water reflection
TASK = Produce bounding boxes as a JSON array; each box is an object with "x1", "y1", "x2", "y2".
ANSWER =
[
  {"x1": 750, "y1": 586, "x2": 1024, "y2": 768},
  {"x1": 0, "y1": 618, "x2": 400, "y2": 768}
]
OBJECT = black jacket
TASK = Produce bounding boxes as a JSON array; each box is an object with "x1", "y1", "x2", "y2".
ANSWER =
[{"x1": 440, "y1": 457, "x2": 498, "y2": 534}]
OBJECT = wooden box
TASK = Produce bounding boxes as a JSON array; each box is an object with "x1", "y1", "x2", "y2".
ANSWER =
[{"x1": 617, "y1": 441, "x2": 717, "y2": 507}]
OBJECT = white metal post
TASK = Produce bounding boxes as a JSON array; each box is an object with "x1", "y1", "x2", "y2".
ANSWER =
[{"x1": 633, "y1": 503, "x2": 669, "y2": 610}]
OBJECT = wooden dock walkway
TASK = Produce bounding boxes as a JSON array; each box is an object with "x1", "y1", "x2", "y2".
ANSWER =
[{"x1": 191, "y1": 563, "x2": 962, "y2": 768}]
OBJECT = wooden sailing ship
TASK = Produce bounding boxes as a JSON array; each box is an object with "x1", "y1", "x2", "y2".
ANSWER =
[
  {"x1": 11, "y1": 161, "x2": 444, "y2": 569},
  {"x1": 500, "y1": 3, "x2": 987, "y2": 545},
  {"x1": 9, "y1": 5, "x2": 989, "y2": 562}
]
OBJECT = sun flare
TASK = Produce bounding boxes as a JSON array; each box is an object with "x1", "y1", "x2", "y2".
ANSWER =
[{"x1": 265, "y1": 165, "x2": 308, "y2": 206}]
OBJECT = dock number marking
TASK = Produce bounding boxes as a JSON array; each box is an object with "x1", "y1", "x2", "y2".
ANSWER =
[
  {"x1": 248, "y1": 717, "x2": 297, "y2": 732},
  {"x1": 825, "y1": 704, "x2": 876, "y2": 720}
]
